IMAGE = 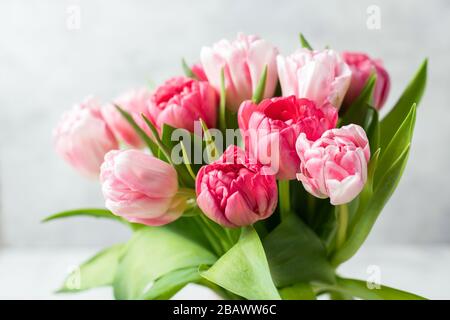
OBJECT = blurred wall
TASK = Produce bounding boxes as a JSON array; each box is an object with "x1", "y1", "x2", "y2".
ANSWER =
[{"x1": 0, "y1": 0, "x2": 449, "y2": 247}]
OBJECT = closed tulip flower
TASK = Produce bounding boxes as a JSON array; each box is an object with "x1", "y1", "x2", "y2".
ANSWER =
[
  {"x1": 196, "y1": 145, "x2": 277, "y2": 228},
  {"x1": 53, "y1": 97, "x2": 118, "y2": 178},
  {"x1": 101, "y1": 88, "x2": 152, "y2": 148},
  {"x1": 342, "y1": 51, "x2": 390, "y2": 110},
  {"x1": 296, "y1": 124, "x2": 370, "y2": 205},
  {"x1": 277, "y1": 49, "x2": 352, "y2": 110},
  {"x1": 148, "y1": 76, "x2": 218, "y2": 132},
  {"x1": 238, "y1": 96, "x2": 337, "y2": 180},
  {"x1": 100, "y1": 149, "x2": 185, "y2": 226},
  {"x1": 200, "y1": 33, "x2": 278, "y2": 112}
]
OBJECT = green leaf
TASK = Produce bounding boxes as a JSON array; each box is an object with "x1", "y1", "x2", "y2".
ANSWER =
[
  {"x1": 181, "y1": 58, "x2": 197, "y2": 79},
  {"x1": 364, "y1": 106, "x2": 380, "y2": 155},
  {"x1": 199, "y1": 118, "x2": 220, "y2": 162},
  {"x1": 321, "y1": 277, "x2": 426, "y2": 300},
  {"x1": 42, "y1": 208, "x2": 125, "y2": 224},
  {"x1": 58, "y1": 244, "x2": 125, "y2": 293},
  {"x1": 299, "y1": 33, "x2": 313, "y2": 50},
  {"x1": 142, "y1": 267, "x2": 201, "y2": 300},
  {"x1": 331, "y1": 144, "x2": 411, "y2": 266},
  {"x1": 279, "y1": 283, "x2": 316, "y2": 300},
  {"x1": 114, "y1": 105, "x2": 159, "y2": 155},
  {"x1": 340, "y1": 74, "x2": 376, "y2": 126},
  {"x1": 380, "y1": 59, "x2": 427, "y2": 149},
  {"x1": 160, "y1": 124, "x2": 195, "y2": 187},
  {"x1": 252, "y1": 65, "x2": 268, "y2": 104},
  {"x1": 375, "y1": 104, "x2": 416, "y2": 188},
  {"x1": 141, "y1": 115, "x2": 172, "y2": 164},
  {"x1": 180, "y1": 142, "x2": 197, "y2": 180},
  {"x1": 263, "y1": 214, "x2": 335, "y2": 286},
  {"x1": 113, "y1": 224, "x2": 217, "y2": 300},
  {"x1": 201, "y1": 227, "x2": 281, "y2": 300}
]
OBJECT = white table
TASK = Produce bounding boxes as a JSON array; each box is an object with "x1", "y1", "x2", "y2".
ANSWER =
[{"x1": 0, "y1": 245, "x2": 448, "y2": 299}]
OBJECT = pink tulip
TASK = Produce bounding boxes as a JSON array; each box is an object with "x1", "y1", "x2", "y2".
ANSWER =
[
  {"x1": 277, "y1": 49, "x2": 352, "y2": 110},
  {"x1": 196, "y1": 145, "x2": 277, "y2": 228},
  {"x1": 200, "y1": 33, "x2": 278, "y2": 112},
  {"x1": 238, "y1": 96, "x2": 337, "y2": 180},
  {"x1": 53, "y1": 97, "x2": 118, "y2": 178},
  {"x1": 101, "y1": 88, "x2": 152, "y2": 148},
  {"x1": 191, "y1": 63, "x2": 208, "y2": 81},
  {"x1": 100, "y1": 149, "x2": 184, "y2": 226},
  {"x1": 342, "y1": 51, "x2": 390, "y2": 110},
  {"x1": 148, "y1": 76, "x2": 218, "y2": 132},
  {"x1": 296, "y1": 124, "x2": 370, "y2": 205}
]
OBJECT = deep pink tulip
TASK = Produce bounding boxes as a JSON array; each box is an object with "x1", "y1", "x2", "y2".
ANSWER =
[
  {"x1": 277, "y1": 49, "x2": 352, "y2": 110},
  {"x1": 342, "y1": 51, "x2": 390, "y2": 110},
  {"x1": 195, "y1": 145, "x2": 277, "y2": 228},
  {"x1": 101, "y1": 88, "x2": 152, "y2": 148},
  {"x1": 148, "y1": 76, "x2": 218, "y2": 132},
  {"x1": 296, "y1": 124, "x2": 370, "y2": 205},
  {"x1": 100, "y1": 149, "x2": 184, "y2": 226},
  {"x1": 201, "y1": 33, "x2": 278, "y2": 112},
  {"x1": 53, "y1": 97, "x2": 118, "y2": 178},
  {"x1": 191, "y1": 63, "x2": 208, "y2": 81},
  {"x1": 238, "y1": 96, "x2": 337, "y2": 180}
]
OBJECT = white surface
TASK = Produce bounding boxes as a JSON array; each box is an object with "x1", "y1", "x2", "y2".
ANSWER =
[
  {"x1": 1, "y1": 0, "x2": 450, "y2": 247},
  {"x1": 0, "y1": 245, "x2": 448, "y2": 300}
]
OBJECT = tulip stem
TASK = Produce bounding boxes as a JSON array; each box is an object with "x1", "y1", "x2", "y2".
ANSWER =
[
  {"x1": 278, "y1": 180, "x2": 291, "y2": 220},
  {"x1": 335, "y1": 204, "x2": 349, "y2": 250}
]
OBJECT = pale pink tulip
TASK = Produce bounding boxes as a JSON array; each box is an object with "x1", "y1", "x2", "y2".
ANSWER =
[
  {"x1": 277, "y1": 49, "x2": 351, "y2": 110},
  {"x1": 238, "y1": 96, "x2": 337, "y2": 180},
  {"x1": 53, "y1": 97, "x2": 118, "y2": 178},
  {"x1": 296, "y1": 124, "x2": 370, "y2": 205},
  {"x1": 200, "y1": 33, "x2": 278, "y2": 112},
  {"x1": 101, "y1": 88, "x2": 152, "y2": 148},
  {"x1": 148, "y1": 76, "x2": 218, "y2": 132},
  {"x1": 196, "y1": 145, "x2": 277, "y2": 228},
  {"x1": 100, "y1": 149, "x2": 184, "y2": 226},
  {"x1": 342, "y1": 51, "x2": 390, "y2": 110}
]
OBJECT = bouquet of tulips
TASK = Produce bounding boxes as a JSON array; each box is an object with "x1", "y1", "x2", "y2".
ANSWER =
[{"x1": 47, "y1": 33, "x2": 428, "y2": 300}]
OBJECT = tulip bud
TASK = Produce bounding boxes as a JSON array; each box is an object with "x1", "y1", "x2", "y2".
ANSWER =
[
  {"x1": 296, "y1": 124, "x2": 370, "y2": 205},
  {"x1": 200, "y1": 33, "x2": 278, "y2": 112},
  {"x1": 342, "y1": 51, "x2": 390, "y2": 110},
  {"x1": 101, "y1": 88, "x2": 152, "y2": 148},
  {"x1": 238, "y1": 96, "x2": 337, "y2": 180},
  {"x1": 195, "y1": 146, "x2": 277, "y2": 228},
  {"x1": 53, "y1": 97, "x2": 118, "y2": 178},
  {"x1": 147, "y1": 76, "x2": 218, "y2": 132},
  {"x1": 100, "y1": 149, "x2": 184, "y2": 226},
  {"x1": 277, "y1": 49, "x2": 352, "y2": 110}
]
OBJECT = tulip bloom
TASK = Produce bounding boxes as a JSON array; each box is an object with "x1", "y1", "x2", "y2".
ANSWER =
[
  {"x1": 196, "y1": 145, "x2": 277, "y2": 228},
  {"x1": 101, "y1": 88, "x2": 152, "y2": 148},
  {"x1": 200, "y1": 33, "x2": 278, "y2": 112},
  {"x1": 238, "y1": 96, "x2": 337, "y2": 180},
  {"x1": 277, "y1": 49, "x2": 351, "y2": 110},
  {"x1": 100, "y1": 149, "x2": 185, "y2": 226},
  {"x1": 148, "y1": 76, "x2": 218, "y2": 132},
  {"x1": 53, "y1": 97, "x2": 118, "y2": 178},
  {"x1": 342, "y1": 51, "x2": 390, "y2": 110},
  {"x1": 296, "y1": 124, "x2": 370, "y2": 205},
  {"x1": 191, "y1": 63, "x2": 208, "y2": 81}
]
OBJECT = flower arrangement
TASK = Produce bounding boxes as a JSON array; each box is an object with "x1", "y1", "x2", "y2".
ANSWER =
[{"x1": 46, "y1": 33, "x2": 428, "y2": 300}]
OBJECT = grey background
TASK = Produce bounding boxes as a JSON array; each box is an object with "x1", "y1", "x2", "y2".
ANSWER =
[{"x1": 0, "y1": 0, "x2": 449, "y2": 248}]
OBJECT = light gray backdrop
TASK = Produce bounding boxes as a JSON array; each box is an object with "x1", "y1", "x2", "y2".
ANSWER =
[{"x1": 1, "y1": 0, "x2": 449, "y2": 248}]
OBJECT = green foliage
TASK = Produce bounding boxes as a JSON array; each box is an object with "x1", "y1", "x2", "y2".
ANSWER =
[
  {"x1": 113, "y1": 223, "x2": 217, "y2": 300},
  {"x1": 201, "y1": 227, "x2": 281, "y2": 300},
  {"x1": 263, "y1": 214, "x2": 335, "y2": 286},
  {"x1": 58, "y1": 244, "x2": 125, "y2": 293}
]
